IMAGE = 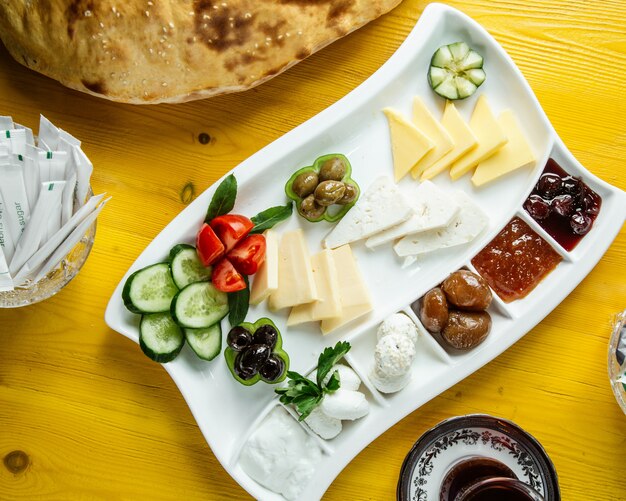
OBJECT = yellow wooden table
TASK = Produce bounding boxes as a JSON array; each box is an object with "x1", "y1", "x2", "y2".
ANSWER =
[{"x1": 1, "y1": 1, "x2": 625, "y2": 499}]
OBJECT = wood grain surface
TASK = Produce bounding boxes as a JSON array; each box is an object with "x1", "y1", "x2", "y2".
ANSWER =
[{"x1": 1, "y1": 1, "x2": 625, "y2": 500}]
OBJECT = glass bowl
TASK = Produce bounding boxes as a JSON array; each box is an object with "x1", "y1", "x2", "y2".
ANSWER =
[
  {"x1": 0, "y1": 220, "x2": 96, "y2": 308},
  {"x1": 607, "y1": 310, "x2": 626, "y2": 414}
]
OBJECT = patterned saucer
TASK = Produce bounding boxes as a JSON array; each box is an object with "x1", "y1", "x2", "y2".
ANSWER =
[{"x1": 397, "y1": 415, "x2": 560, "y2": 501}]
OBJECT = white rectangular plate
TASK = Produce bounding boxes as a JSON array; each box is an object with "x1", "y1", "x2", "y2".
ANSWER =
[{"x1": 105, "y1": 4, "x2": 626, "y2": 500}]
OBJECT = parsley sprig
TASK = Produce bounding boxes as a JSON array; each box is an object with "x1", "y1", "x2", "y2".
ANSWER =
[{"x1": 275, "y1": 341, "x2": 351, "y2": 421}]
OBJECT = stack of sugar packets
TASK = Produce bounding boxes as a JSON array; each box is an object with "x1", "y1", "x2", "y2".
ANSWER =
[{"x1": 0, "y1": 115, "x2": 109, "y2": 292}]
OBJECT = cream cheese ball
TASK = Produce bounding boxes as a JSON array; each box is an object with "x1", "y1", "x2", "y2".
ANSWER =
[
  {"x1": 377, "y1": 313, "x2": 419, "y2": 346},
  {"x1": 374, "y1": 333, "x2": 416, "y2": 378}
]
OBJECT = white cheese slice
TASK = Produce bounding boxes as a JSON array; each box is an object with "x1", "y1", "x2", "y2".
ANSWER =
[
  {"x1": 249, "y1": 229, "x2": 279, "y2": 305},
  {"x1": 321, "y1": 245, "x2": 372, "y2": 334},
  {"x1": 409, "y1": 97, "x2": 454, "y2": 179},
  {"x1": 393, "y1": 191, "x2": 488, "y2": 257},
  {"x1": 472, "y1": 110, "x2": 535, "y2": 187},
  {"x1": 421, "y1": 100, "x2": 477, "y2": 180},
  {"x1": 383, "y1": 108, "x2": 435, "y2": 182},
  {"x1": 449, "y1": 95, "x2": 508, "y2": 180},
  {"x1": 365, "y1": 180, "x2": 459, "y2": 248},
  {"x1": 268, "y1": 229, "x2": 318, "y2": 311},
  {"x1": 287, "y1": 249, "x2": 341, "y2": 325},
  {"x1": 323, "y1": 176, "x2": 412, "y2": 250}
]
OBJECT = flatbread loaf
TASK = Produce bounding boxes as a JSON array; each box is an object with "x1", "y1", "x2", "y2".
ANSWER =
[{"x1": 0, "y1": 0, "x2": 401, "y2": 104}]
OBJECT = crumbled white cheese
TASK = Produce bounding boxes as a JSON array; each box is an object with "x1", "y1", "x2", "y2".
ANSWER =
[
  {"x1": 377, "y1": 313, "x2": 419, "y2": 346},
  {"x1": 374, "y1": 333, "x2": 416, "y2": 378},
  {"x1": 239, "y1": 407, "x2": 323, "y2": 501}
]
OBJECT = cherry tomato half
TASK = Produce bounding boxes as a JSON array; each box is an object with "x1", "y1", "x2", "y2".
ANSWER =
[
  {"x1": 227, "y1": 234, "x2": 266, "y2": 275},
  {"x1": 212, "y1": 258, "x2": 246, "y2": 292},
  {"x1": 196, "y1": 223, "x2": 225, "y2": 266},
  {"x1": 209, "y1": 214, "x2": 254, "y2": 253}
]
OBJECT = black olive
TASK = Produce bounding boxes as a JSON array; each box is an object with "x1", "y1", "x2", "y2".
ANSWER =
[
  {"x1": 227, "y1": 326, "x2": 252, "y2": 351},
  {"x1": 239, "y1": 344, "x2": 271, "y2": 371},
  {"x1": 234, "y1": 352, "x2": 258, "y2": 380},
  {"x1": 253, "y1": 324, "x2": 278, "y2": 349},
  {"x1": 259, "y1": 356, "x2": 285, "y2": 382}
]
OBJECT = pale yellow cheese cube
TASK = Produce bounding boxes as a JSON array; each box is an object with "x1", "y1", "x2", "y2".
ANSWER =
[
  {"x1": 287, "y1": 249, "x2": 341, "y2": 326},
  {"x1": 383, "y1": 107, "x2": 435, "y2": 182},
  {"x1": 249, "y1": 229, "x2": 279, "y2": 305},
  {"x1": 421, "y1": 101, "x2": 477, "y2": 180},
  {"x1": 320, "y1": 245, "x2": 372, "y2": 334},
  {"x1": 449, "y1": 95, "x2": 508, "y2": 180},
  {"x1": 410, "y1": 97, "x2": 454, "y2": 179},
  {"x1": 268, "y1": 229, "x2": 318, "y2": 311},
  {"x1": 472, "y1": 110, "x2": 535, "y2": 186}
]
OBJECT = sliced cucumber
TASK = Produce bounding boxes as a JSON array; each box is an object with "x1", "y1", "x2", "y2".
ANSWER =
[
  {"x1": 185, "y1": 324, "x2": 222, "y2": 361},
  {"x1": 428, "y1": 41, "x2": 486, "y2": 100},
  {"x1": 169, "y1": 244, "x2": 212, "y2": 289},
  {"x1": 139, "y1": 312, "x2": 185, "y2": 363},
  {"x1": 122, "y1": 263, "x2": 179, "y2": 314},
  {"x1": 171, "y1": 282, "x2": 229, "y2": 329}
]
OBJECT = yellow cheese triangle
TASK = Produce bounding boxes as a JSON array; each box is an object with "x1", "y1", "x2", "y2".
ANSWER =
[
  {"x1": 449, "y1": 95, "x2": 508, "y2": 180},
  {"x1": 410, "y1": 97, "x2": 454, "y2": 179},
  {"x1": 472, "y1": 110, "x2": 535, "y2": 186},
  {"x1": 420, "y1": 101, "x2": 477, "y2": 181},
  {"x1": 383, "y1": 107, "x2": 435, "y2": 182}
]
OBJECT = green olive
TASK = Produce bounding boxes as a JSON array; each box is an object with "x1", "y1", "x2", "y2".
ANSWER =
[
  {"x1": 336, "y1": 183, "x2": 357, "y2": 205},
  {"x1": 314, "y1": 180, "x2": 346, "y2": 206},
  {"x1": 319, "y1": 157, "x2": 347, "y2": 182},
  {"x1": 299, "y1": 195, "x2": 326, "y2": 220},
  {"x1": 292, "y1": 171, "x2": 319, "y2": 199}
]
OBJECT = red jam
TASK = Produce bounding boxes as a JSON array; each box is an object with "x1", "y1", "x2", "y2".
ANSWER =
[
  {"x1": 471, "y1": 217, "x2": 562, "y2": 303},
  {"x1": 523, "y1": 159, "x2": 601, "y2": 251}
]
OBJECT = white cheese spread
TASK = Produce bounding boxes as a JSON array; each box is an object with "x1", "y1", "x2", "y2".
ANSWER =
[{"x1": 239, "y1": 407, "x2": 323, "y2": 501}]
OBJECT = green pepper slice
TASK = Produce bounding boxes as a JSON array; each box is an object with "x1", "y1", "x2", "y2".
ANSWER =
[
  {"x1": 224, "y1": 317, "x2": 289, "y2": 386},
  {"x1": 285, "y1": 153, "x2": 360, "y2": 223}
]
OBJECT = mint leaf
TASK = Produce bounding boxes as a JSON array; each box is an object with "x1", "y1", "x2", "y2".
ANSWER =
[
  {"x1": 205, "y1": 174, "x2": 237, "y2": 222},
  {"x1": 249, "y1": 202, "x2": 293, "y2": 234},
  {"x1": 316, "y1": 341, "x2": 351, "y2": 387},
  {"x1": 228, "y1": 275, "x2": 249, "y2": 326}
]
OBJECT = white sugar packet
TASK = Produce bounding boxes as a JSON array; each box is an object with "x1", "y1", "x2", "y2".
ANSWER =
[
  {"x1": 39, "y1": 115, "x2": 60, "y2": 150},
  {"x1": 13, "y1": 194, "x2": 106, "y2": 286},
  {"x1": 33, "y1": 197, "x2": 109, "y2": 283},
  {"x1": 0, "y1": 128, "x2": 27, "y2": 156},
  {"x1": 37, "y1": 149, "x2": 68, "y2": 184},
  {"x1": 9, "y1": 181, "x2": 65, "y2": 275},
  {"x1": 0, "y1": 246, "x2": 12, "y2": 292},
  {"x1": 61, "y1": 170, "x2": 77, "y2": 225},
  {"x1": 40, "y1": 116, "x2": 92, "y2": 209},
  {"x1": 15, "y1": 123, "x2": 35, "y2": 145},
  {"x1": 0, "y1": 191, "x2": 16, "y2": 263},
  {"x1": 70, "y1": 145, "x2": 92, "y2": 208},
  {"x1": 21, "y1": 149, "x2": 41, "y2": 210},
  {"x1": 0, "y1": 116, "x2": 14, "y2": 129},
  {"x1": 0, "y1": 161, "x2": 31, "y2": 244}
]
